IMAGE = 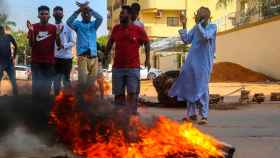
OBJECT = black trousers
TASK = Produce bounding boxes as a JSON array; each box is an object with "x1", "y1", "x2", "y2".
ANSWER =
[
  {"x1": 54, "y1": 58, "x2": 72, "y2": 95},
  {"x1": 32, "y1": 63, "x2": 55, "y2": 98}
]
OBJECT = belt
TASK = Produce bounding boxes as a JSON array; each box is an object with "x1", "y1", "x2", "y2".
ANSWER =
[{"x1": 79, "y1": 54, "x2": 97, "y2": 59}]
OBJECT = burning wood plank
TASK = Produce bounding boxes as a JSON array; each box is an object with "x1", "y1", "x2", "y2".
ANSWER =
[{"x1": 49, "y1": 86, "x2": 236, "y2": 158}]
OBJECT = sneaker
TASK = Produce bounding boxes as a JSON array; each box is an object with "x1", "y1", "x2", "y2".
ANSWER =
[
  {"x1": 190, "y1": 115, "x2": 198, "y2": 121},
  {"x1": 198, "y1": 118, "x2": 208, "y2": 125}
]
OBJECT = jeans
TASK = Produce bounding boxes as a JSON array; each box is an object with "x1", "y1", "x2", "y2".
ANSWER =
[
  {"x1": 112, "y1": 68, "x2": 140, "y2": 114},
  {"x1": 54, "y1": 58, "x2": 72, "y2": 95},
  {"x1": 32, "y1": 63, "x2": 54, "y2": 98},
  {"x1": 0, "y1": 63, "x2": 18, "y2": 95}
]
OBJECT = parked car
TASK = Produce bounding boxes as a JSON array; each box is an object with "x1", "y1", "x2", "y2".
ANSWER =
[
  {"x1": 140, "y1": 66, "x2": 162, "y2": 80},
  {"x1": 103, "y1": 65, "x2": 161, "y2": 81},
  {"x1": 15, "y1": 65, "x2": 32, "y2": 80}
]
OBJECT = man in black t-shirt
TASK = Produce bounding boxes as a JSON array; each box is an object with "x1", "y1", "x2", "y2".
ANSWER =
[{"x1": 0, "y1": 26, "x2": 18, "y2": 96}]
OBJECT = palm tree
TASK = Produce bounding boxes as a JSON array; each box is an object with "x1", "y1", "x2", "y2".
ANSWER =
[{"x1": 0, "y1": 14, "x2": 16, "y2": 31}]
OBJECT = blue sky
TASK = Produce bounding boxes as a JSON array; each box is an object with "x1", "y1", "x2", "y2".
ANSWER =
[{"x1": 5, "y1": 0, "x2": 107, "y2": 36}]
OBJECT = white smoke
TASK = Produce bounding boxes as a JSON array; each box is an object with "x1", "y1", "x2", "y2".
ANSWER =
[
  {"x1": 0, "y1": 0, "x2": 8, "y2": 14},
  {"x1": 0, "y1": 126, "x2": 75, "y2": 158}
]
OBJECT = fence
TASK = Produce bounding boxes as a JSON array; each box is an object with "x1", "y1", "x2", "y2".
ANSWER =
[{"x1": 213, "y1": 3, "x2": 280, "y2": 32}]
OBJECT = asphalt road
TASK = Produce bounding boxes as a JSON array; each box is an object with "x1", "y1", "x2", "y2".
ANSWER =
[{"x1": 142, "y1": 103, "x2": 280, "y2": 158}]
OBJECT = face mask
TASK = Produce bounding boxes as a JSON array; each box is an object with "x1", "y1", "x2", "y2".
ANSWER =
[{"x1": 55, "y1": 16, "x2": 63, "y2": 22}]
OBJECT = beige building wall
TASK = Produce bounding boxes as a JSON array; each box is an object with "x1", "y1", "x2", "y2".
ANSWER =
[
  {"x1": 107, "y1": 0, "x2": 187, "y2": 38},
  {"x1": 156, "y1": 54, "x2": 179, "y2": 72},
  {"x1": 186, "y1": 0, "x2": 237, "y2": 28},
  {"x1": 216, "y1": 16, "x2": 280, "y2": 79}
]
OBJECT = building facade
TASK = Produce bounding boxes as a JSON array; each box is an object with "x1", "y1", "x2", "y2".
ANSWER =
[
  {"x1": 107, "y1": 0, "x2": 238, "y2": 36},
  {"x1": 107, "y1": 0, "x2": 187, "y2": 39},
  {"x1": 186, "y1": 0, "x2": 237, "y2": 29},
  {"x1": 107, "y1": 0, "x2": 238, "y2": 71}
]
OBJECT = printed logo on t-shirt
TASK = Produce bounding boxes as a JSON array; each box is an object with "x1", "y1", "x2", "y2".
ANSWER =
[{"x1": 36, "y1": 31, "x2": 51, "y2": 42}]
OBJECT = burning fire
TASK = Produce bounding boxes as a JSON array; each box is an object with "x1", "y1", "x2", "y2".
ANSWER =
[{"x1": 50, "y1": 82, "x2": 224, "y2": 158}]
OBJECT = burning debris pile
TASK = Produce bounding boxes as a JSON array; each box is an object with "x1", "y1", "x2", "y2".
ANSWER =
[{"x1": 50, "y1": 85, "x2": 235, "y2": 158}]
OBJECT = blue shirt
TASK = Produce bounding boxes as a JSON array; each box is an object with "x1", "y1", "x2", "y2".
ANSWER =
[
  {"x1": 169, "y1": 23, "x2": 217, "y2": 104},
  {"x1": 67, "y1": 10, "x2": 103, "y2": 57}
]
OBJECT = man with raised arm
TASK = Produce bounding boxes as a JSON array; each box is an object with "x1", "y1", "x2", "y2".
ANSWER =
[
  {"x1": 53, "y1": 6, "x2": 75, "y2": 95},
  {"x1": 168, "y1": 7, "x2": 217, "y2": 125},
  {"x1": 67, "y1": 1, "x2": 103, "y2": 87},
  {"x1": 27, "y1": 5, "x2": 62, "y2": 98}
]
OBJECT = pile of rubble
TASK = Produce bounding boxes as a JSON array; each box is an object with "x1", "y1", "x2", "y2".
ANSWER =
[
  {"x1": 211, "y1": 62, "x2": 275, "y2": 82},
  {"x1": 150, "y1": 71, "x2": 280, "y2": 109}
]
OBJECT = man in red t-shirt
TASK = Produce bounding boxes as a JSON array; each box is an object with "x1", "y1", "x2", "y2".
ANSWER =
[
  {"x1": 106, "y1": 5, "x2": 150, "y2": 115},
  {"x1": 27, "y1": 5, "x2": 62, "y2": 98}
]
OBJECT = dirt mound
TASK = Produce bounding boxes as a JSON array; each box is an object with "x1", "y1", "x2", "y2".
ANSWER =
[{"x1": 211, "y1": 62, "x2": 275, "y2": 82}]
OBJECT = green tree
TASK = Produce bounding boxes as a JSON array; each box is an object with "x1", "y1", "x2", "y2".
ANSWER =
[
  {"x1": 0, "y1": 14, "x2": 16, "y2": 30},
  {"x1": 97, "y1": 35, "x2": 108, "y2": 47},
  {"x1": 11, "y1": 31, "x2": 31, "y2": 64},
  {"x1": 97, "y1": 35, "x2": 110, "y2": 68}
]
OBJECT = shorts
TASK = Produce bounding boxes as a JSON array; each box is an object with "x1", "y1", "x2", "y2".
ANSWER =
[{"x1": 112, "y1": 68, "x2": 140, "y2": 95}]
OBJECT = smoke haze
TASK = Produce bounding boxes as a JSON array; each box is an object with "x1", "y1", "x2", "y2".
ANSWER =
[{"x1": 0, "y1": 0, "x2": 9, "y2": 14}]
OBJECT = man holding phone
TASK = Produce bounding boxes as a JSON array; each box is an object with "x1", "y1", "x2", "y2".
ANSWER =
[{"x1": 168, "y1": 7, "x2": 217, "y2": 125}]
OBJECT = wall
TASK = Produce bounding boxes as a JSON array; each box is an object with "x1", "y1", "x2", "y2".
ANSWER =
[
  {"x1": 157, "y1": 54, "x2": 179, "y2": 72},
  {"x1": 127, "y1": 0, "x2": 186, "y2": 10},
  {"x1": 108, "y1": 0, "x2": 186, "y2": 38},
  {"x1": 216, "y1": 16, "x2": 280, "y2": 79},
  {"x1": 186, "y1": 0, "x2": 237, "y2": 28},
  {"x1": 128, "y1": 0, "x2": 186, "y2": 38},
  {"x1": 108, "y1": 0, "x2": 238, "y2": 37},
  {"x1": 143, "y1": 11, "x2": 182, "y2": 38}
]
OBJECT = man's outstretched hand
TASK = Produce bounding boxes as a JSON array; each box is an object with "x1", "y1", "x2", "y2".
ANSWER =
[
  {"x1": 26, "y1": 20, "x2": 34, "y2": 32},
  {"x1": 56, "y1": 25, "x2": 64, "y2": 35},
  {"x1": 180, "y1": 15, "x2": 187, "y2": 25},
  {"x1": 56, "y1": 25, "x2": 64, "y2": 50}
]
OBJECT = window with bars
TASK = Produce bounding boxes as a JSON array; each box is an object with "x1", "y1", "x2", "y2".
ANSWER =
[{"x1": 167, "y1": 17, "x2": 180, "y2": 27}]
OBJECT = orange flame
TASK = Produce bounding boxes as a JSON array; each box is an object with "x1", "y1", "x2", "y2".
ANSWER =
[{"x1": 50, "y1": 89, "x2": 224, "y2": 158}]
